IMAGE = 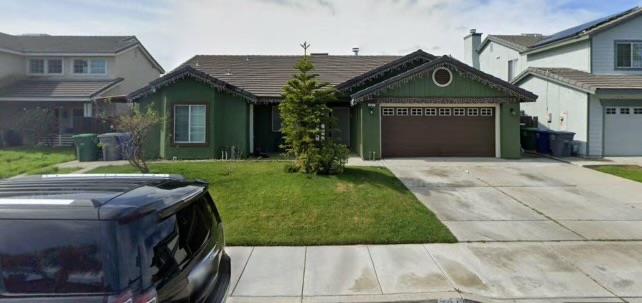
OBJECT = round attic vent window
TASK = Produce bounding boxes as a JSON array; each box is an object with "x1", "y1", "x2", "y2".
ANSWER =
[{"x1": 432, "y1": 67, "x2": 453, "y2": 87}]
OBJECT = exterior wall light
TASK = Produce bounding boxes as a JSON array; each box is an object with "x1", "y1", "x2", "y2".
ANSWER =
[{"x1": 368, "y1": 103, "x2": 376, "y2": 115}]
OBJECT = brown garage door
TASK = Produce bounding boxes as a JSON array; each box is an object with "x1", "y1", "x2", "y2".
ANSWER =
[{"x1": 381, "y1": 107, "x2": 495, "y2": 157}]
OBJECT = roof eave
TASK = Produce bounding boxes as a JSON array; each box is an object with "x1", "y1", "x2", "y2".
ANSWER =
[{"x1": 524, "y1": 35, "x2": 589, "y2": 55}]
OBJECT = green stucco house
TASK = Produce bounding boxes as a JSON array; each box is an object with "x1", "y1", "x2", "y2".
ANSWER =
[{"x1": 128, "y1": 50, "x2": 536, "y2": 160}]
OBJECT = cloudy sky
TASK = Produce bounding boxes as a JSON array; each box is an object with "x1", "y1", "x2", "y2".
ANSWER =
[{"x1": 1, "y1": 0, "x2": 641, "y2": 70}]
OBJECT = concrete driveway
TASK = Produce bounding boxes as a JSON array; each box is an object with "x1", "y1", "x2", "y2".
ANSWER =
[{"x1": 383, "y1": 157, "x2": 642, "y2": 241}]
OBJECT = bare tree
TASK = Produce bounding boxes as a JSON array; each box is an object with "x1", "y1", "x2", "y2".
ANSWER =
[{"x1": 114, "y1": 105, "x2": 161, "y2": 173}]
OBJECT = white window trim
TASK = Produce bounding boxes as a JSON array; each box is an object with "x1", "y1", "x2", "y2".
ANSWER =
[
  {"x1": 382, "y1": 107, "x2": 395, "y2": 116},
  {"x1": 174, "y1": 104, "x2": 207, "y2": 144},
  {"x1": 425, "y1": 108, "x2": 437, "y2": 116},
  {"x1": 453, "y1": 108, "x2": 466, "y2": 116},
  {"x1": 467, "y1": 108, "x2": 479, "y2": 116},
  {"x1": 620, "y1": 108, "x2": 630, "y2": 115},
  {"x1": 615, "y1": 41, "x2": 642, "y2": 69},
  {"x1": 26, "y1": 58, "x2": 64, "y2": 75},
  {"x1": 438, "y1": 108, "x2": 451, "y2": 116},
  {"x1": 396, "y1": 108, "x2": 409, "y2": 116},
  {"x1": 606, "y1": 107, "x2": 617, "y2": 115},
  {"x1": 432, "y1": 67, "x2": 453, "y2": 87},
  {"x1": 410, "y1": 108, "x2": 423, "y2": 116},
  {"x1": 480, "y1": 108, "x2": 494, "y2": 116},
  {"x1": 72, "y1": 58, "x2": 108, "y2": 75}
]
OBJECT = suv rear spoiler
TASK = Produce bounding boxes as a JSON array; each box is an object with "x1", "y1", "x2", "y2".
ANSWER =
[{"x1": 157, "y1": 181, "x2": 209, "y2": 220}]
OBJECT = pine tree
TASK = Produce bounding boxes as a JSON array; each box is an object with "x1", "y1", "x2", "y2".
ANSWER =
[{"x1": 279, "y1": 42, "x2": 348, "y2": 174}]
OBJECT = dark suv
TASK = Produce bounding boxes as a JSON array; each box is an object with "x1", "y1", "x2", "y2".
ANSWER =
[{"x1": 0, "y1": 174, "x2": 230, "y2": 303}]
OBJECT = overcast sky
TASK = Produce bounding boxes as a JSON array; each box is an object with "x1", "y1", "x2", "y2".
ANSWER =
[{"x1": 1, "y1": 0, "x2": 641, "y2": 71}]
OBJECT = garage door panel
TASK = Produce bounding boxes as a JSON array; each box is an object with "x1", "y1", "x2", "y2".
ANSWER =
[
  {"x1": 604, "y1": 106, "x2": 642, "y2": 156},
  {"x1": 381, "y1": 108, "x2": 495, "y2": 157}
]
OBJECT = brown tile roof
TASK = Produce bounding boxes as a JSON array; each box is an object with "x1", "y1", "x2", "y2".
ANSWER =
[
  {"x1": 483, "y1": 34, "x2": 547, "y2": 52},
  {"x1": 0, "y1": 78, "x2": 123, "y2": 100},
  {"x1": 0, "y1": 32, "x2": 139, "y2": 53},
  {"x1": 181, "y1": 54, "x2": 401, "y2": 97},
  {"x1": 513, "y1": 68, "x2": 642, "y2": 93}
]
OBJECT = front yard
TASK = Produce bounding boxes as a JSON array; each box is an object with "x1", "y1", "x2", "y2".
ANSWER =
[
  {"x1": 0, "y1": 147, "x2": 76, "y2": 179},
  {"x1": 591, "y1": 165, "x2": 642, "y2": 183},
  {"x1": 90, "y1": 161, "x2": 455, "y2": 246}
]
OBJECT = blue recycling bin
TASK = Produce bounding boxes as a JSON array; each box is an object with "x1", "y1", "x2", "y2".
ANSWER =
[{"x1": 535, "y1": 130, "x2": 552, "y2": 154}]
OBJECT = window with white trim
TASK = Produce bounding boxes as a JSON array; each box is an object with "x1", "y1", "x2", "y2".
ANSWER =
[
  {"x1": 174, "y1": 104, "x2": 206, "y2": 144},
  {"x1": 453, "y1": 108, "x2": 466, "y2": 116},
  {"x1": 634, "y1": 108, "x2": 642, "y2": 115},
  {"x1": 271, "y1": 106, "x2": 282, "y2": 132},
  {"x1": 615, "y1": 41, "x2": 642, "y2": 69},
  {"x1": 410, "y1": 108, "x2": 423, "y2": 116},
  {"x1": 425, "y1": 108, "x2": 437, "y2": 116},
  {"x1": 47, "y1": 59, "x2": 63, "y2": 74},
  {"x1": 606, "y1": 107, "x2": 617, "y2": 115},
  {"x1": 467, "y1": 108, "x2": 479, "y2": 116},
  {"x1": 29, "y1": 59, "x2": 45, "y2": 74},
  {"x1": 396, "y1": 108, "x2": 409, "y2": 116},
  {"x1": 73, "y1": 59, "x2": 107, "y2": 74},
  {"x1": 620, "y1": 108, "x2": 630, "y2": 115},
  {"x1": 439, "y1": 108, "x2": 451, "y2": 116},
  {"x1": 507, "y1": 59, "x2": 518, "y2": 81},
  {"x1": 480, "y1": 108, "x2": 493, "y2": 116},
  {"x1": 382, "y1": 108, "x2": 395, "y2": 116}
]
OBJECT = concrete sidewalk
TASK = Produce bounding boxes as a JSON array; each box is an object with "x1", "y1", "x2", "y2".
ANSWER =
[{"x1": 226, "y1": 242, "x2": 642, "y2": 303}]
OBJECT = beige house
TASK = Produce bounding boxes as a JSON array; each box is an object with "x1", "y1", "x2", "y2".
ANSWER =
[{"x1": 0, "y1": 32, "x2": 164, "y2": 146}]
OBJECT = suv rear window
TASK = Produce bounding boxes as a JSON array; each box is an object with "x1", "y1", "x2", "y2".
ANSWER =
[
  {"x1": 0, "y1": 220, "x2": 118, "y2": 295},
  {"x1": 148, "y1": 196, "x2": 219, "y2": 286}
]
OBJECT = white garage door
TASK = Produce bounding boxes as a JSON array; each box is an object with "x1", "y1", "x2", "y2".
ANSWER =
[{"x1": 604, "y1": 106, "x2": 642, "y2": 156}]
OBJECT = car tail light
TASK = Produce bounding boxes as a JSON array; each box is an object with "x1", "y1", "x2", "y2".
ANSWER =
[{"x1": 106, "y1": 289, "x2": 157, "y2": 303}]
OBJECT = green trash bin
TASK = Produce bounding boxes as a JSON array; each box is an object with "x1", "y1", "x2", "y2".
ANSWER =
[
  {"x1": 520, "y1": 128, "x2": 538, "y2": 151},
  {"x1": 72, "y1": 133, "x2": 99, "y2": 162}
]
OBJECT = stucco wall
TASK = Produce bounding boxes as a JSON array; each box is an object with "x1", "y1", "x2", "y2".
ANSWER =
[
  {"x1": 527, "y1": 40, "x2": 591, "y2": 72},
  {"x1": 139, "y1": 79, "x2": 250, "y2": 160},
  {"x1": 110, "y1": 47, "x2": 162, "y2": 96},
  {"x1": 0, "y1": 52, "x2": 24, "y2": 83},
  {"x1": 519, "y1": 76, "x2": 590, "y2": 155},
  {"x1": 592, "y1": 14, "x2": 642, "y2": 75},
  {"x1": 478, "y1": 42, "x2": 528, "y2": 81}
]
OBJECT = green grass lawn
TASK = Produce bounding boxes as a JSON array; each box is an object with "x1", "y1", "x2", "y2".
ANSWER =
[
  {"x1": 0, "y1": 147, "x2": 76, "y2": 179},
  {"x1": 591, "y1": 165, "x2": 642, "y2": 183},
  {"x1": 90, "y1": 162, "x2": 456, "y2": 246}
]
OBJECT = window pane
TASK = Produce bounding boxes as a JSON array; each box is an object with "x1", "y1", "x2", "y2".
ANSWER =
[
  {"x1": 271, "y1": 106, "x2": 282, "y2": 132},
  {"x1": 47, "y1": 59, "x2": 62, "y2": 74},
  {"x1": 174, "y1": 106, "x2": 189, "y2": 142},
  {"x1": 189, "y1": 105, "x2": 206, "y2": 143},
  {"x1": 74, "y1": 59, "x2": 88, "y2": 73},
  {"x1": 90, "y1": 59, "x2": 106, "y2": 74},
  {"x1": 633, "y1": 43, "x2": 642, "y2": 68},
  {"x1": 29, "y1": 59, "x2": 44, "y2": 73},
  {"x1": 616, "y1": 43, "x2": 632, "y2": 68}
]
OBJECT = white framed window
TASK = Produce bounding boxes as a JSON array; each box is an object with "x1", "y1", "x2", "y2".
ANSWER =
[
  {"x1": 620, "y1": 108, "x2": 630, "y2": 115},
  {"x1": 507, "y1": 59, "x2": 518, "y2": 81},
  {"x1": 410, "y1": 108, "x2": 423, "y2": 116},
  {"x1": 47, "y1": 59, "x2": 63, "y2": 74},
  {"x1": 432, "y1": 67, "x2": 453, "y2": 87},
  {"x1": 467, "y1": 108, "x2": 479, "y2": 116},
  {"x1": 453, "y1": 108, "x2": 466, "y2": 116},
  {"x1": 174, "y1": 104, "x2": 206, "y2": 144},
  {"x1": 73, "y1": 58, "x2": 107, "y2": 74},
  {"x1": 480, "y1": 108, "x2": 493, "y2": 116},
  {"x1": 606, "y1": 107, "x2": 617, "y2": 115},
  {"x1": 382, "y1": 107, "x2": 395, "y2": 116},
  {"x1": 29, "y1": 59, "x2": 45, "y2": 74},
  {"x1": 634, "y1": 108, "x2": 642, "y2": 115},
  {"x1": 439, "y1": 108, "x2": 451, "y2": 116},
  {"x1": 425, "y1": 108, "x2": 437, "y2": 116},
  {"x1": 615, "y1": 41, "x2": 642, "y2": 69},
  {"x1": 271, "y1": 105, "x2": 282, "y2": 132},
  {"x1": 396, "y1": 108, "x2": 409, "y2": 116}
]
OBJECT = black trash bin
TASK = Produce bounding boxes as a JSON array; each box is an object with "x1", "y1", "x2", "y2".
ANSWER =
[
  {"x1": 520, "y1": 128, "x2": 538, "y2": 151},
  {"x1": 549, "y1": 131, "x2": 575, "y2": 157}
]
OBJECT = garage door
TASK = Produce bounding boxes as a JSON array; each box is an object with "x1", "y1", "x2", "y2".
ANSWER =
[
  {"x1": 381, "y1": 106, "x2": 495, "y2": 157},
  {"x1": 604, "y1": 106, "x2": 642, "y2": 156}
]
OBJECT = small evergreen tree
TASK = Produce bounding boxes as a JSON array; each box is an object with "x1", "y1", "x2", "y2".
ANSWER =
[{"x1": 279, "y1": 42, "x2": 348, "y2": 174}]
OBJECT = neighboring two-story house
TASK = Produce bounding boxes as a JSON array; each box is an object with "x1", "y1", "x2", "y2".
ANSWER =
[
  {"x1": 464, "y1": 7, "x2": 642, "y2": 157},
  {"x1": 0, "y1": 32, "x2": 164, "y2": 146}
]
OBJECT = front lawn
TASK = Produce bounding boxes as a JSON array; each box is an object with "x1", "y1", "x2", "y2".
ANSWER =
[
  {"x1": 90, "y1": 162, "x2": 455, "y2": 246},
  {"x1": 590, "y1": 165, "x2": 642, "y2": 183},
  {"x1": 0, "y1": 147, "x2": 76, "y2": 179}
]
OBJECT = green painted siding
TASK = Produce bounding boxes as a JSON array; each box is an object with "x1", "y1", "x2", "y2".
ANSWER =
[
  {"x1": 139, "y1": 79, "x2": 250, "y2": 160},
  {"x1": 382, "y1": 73, "x2": 506, "y2": 98},
  {"x1": 253, "y1": 104, "x2": 282, "y2": 153},
  {"x1": 357, "y1": 72, "x2": 523, "y2": 160},
  {"x1": 500, "y1": 102, "x2": 521, "y2": 159},
  {"x1": 349, "y1": 106, "x2": 361, "y2": 154}
]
